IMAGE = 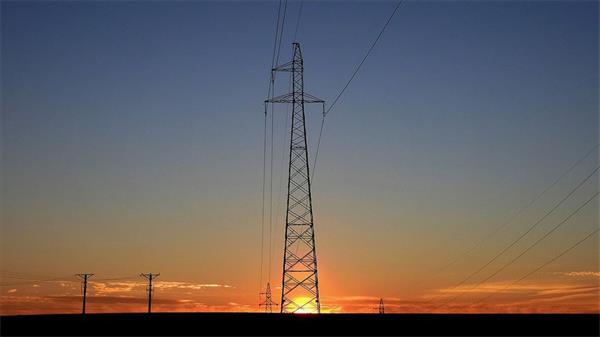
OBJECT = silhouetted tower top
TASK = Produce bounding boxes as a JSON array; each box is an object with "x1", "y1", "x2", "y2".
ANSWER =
[{"x1": 379, "y1": 298, "x2": 385, "y2": 314}]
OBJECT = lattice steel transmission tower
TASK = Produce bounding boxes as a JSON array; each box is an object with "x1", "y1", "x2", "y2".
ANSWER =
[
  {"x1": 266, "y1": 43, "x2": 325, "y2": 314},
  {"x1": 259, "y1": 282, "x2": 277, "y2": 313}
]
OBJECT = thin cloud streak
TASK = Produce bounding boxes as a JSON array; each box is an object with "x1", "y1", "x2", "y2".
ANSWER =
[{"x1": 555, "y1": 271, "x2": 600, "y2": 278}]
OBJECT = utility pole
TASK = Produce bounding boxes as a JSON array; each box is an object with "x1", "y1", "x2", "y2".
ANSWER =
[
  {"x1": 266, "y1": 42, "x2": 325, "y2": 314},
  {"x1": 76, "y1": 273, "x2": 94, "y2": 314},
  {"x1": 379, "y1": 298, "x2": 385, "y2": 314},
  {"x1": 140, "y1": 273, "x2": 159, "y2": 313},
  {"x1": 259, "y1": 282, "x2": 278, "y2": 313}
]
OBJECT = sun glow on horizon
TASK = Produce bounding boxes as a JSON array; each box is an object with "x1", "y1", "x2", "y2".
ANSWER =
[{"x1": 290, "y1": 296, "x2": 319, "y2": 314}]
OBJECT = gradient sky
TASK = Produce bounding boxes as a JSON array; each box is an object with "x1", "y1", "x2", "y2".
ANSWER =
[{"x1": 1, "y1": 0, "x2": 598, "y2": 314}]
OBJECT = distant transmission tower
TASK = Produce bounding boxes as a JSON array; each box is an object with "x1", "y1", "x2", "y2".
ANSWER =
[
  {"x1": 266, "y1": 42, "x2": 325, "y2": 314},
  {"x1": 259, "y1": 282, "x2": 278, "y2": 313},
  {"x1": 379, "y1": 298, "x2": 385, "y2": 314},
  {"x1": 76, "y1": 273, "x2": 94, "y2": 314},
  {"x1": 140, "y1": 273, "x2": 159, "y2": 313}
]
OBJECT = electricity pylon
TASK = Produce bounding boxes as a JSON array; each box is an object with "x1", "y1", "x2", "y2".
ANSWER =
[
  {"x1": 140, "y1": 273, "x2": 159, "y2": 313},
  {"x1": 266, "y1": 42, "x2": 325, "y2": 314},
  {"x1": 76, "y1": 273, "x2": 94, "y2": 314},
  {"x1": 259, "y1": 282, "x2": 278, "y2": 313},
  {"x1": 379, "y1": 298, "x2": 385, "y2": 314}
]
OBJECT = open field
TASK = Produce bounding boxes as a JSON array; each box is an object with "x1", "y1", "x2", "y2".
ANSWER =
[{"x1": 1, "y1": 313, "x2": 598, "y2": 336}]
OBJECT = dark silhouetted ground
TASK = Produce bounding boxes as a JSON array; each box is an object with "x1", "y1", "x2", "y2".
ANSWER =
[{"x1": 1, "y1": 313, "x2": 598, "y2": 336}]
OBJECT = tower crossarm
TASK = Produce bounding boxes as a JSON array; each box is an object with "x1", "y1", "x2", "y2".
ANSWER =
[{"x1": 265, "y1": 92, "x2": 325, "y2": 104}]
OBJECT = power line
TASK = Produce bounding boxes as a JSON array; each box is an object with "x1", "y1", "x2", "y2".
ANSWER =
[
  {"x1": 0, "y1": 273, "x2": 139, "y2": 287},
  {"x1": 266, "y1": 0, "x2": 284, "y2": 99},
  {"x1": 269, "y1": 93, "x2": 275, "y2": 283},
  {"x1": 259, "y1": 107, "x2": 267, "y2": 297},
  {"x1": 275, "y1": 77, "x2": 293, "y2": 241},
  {"x1": 260, "y1": 0, "x2": 287, "y2": 301},
  {"x1": 274, "y1": 0, "x2": 288, "y2": 74},
  {"x1": 470, "y1": 227, "x2": 600, "y2": 307},
  {"x1": 325, "y1": 1, "x2": 403, "y2": 116},
  {"x1": 433, "y1": 144, "x2": 599, "y2": 274},
  {"x1": 473, "y1": 192, "x2": 598, "y2": 291},
  {"x1": 2, "y1": 275, "x2": 37, "y2": 281},
  {"x1": 0, "y1": 270, "x2": 71, "y2": 280},
  {"x1": 268, "y1": 0, "x2": 288, "y2": 285},
  {"x1": 266, "y1": 0, "x2": 288, "y2": 99},
  {"x1": 259, "y1": 0, "x2": 282, "y2": 302},
  {"x1": 258, "y1": 0, "x2": 289, "y2": 305},
  {"x1": 293, "y1": 0, "x2": 304, "y2": 42},
  {"x1": 438, "y1": 165, "x2": 599, "y2": 295},
  {"x1": 437, "y1": 191, "x2": 598, "y2": 308},
  {"x1": 312, "y1": 1, "x2": 404, "y2": 183},
  {"x1": 0, "y1": 275, "x2": 74, "y2": 287},
  {"x1": 91, "y1": 275, "x2": 140, "y2": 282},
  {"x1": 311, "y1": 115, "x2": 326, "y2": 183},
  {"x1": 1, "y1": 275, "x2": 53, "y2": 281}
]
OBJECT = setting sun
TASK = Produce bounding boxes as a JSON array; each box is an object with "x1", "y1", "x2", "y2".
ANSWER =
[{"x1": 288, "y1": 297, "x2": 318, "y2": 314}]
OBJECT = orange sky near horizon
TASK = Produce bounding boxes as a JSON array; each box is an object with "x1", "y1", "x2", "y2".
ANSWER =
[{"x1": 1, "y1": 269, "x2": 599, "y2": 315}]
